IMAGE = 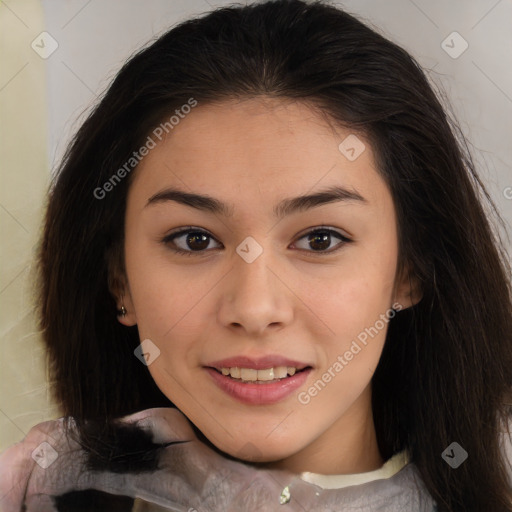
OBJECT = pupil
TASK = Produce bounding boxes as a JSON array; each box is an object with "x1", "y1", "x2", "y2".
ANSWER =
[
  {"x1": 187, "y1": 232, "x2": 209, "y2": 250},
  {"x1": 309, "y1": 231, "x2": 330, "y2": 251}
]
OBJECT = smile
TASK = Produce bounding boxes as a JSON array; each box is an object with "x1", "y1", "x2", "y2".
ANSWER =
[
  {"x1": 204, "y1": 366, "x2": 313, "y2": 405},
  {"x1": 217, "y1": 366, "x2": 302, "y2": 382}
]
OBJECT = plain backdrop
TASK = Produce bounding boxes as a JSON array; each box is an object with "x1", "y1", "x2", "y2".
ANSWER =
[{"x1": 0, "y1": 0, "x2": 511, "y2": 451}]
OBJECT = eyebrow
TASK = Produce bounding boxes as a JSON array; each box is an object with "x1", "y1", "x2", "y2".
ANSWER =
[{"x1": 145, "y1": 184, "x2": 367, "y2": 218}]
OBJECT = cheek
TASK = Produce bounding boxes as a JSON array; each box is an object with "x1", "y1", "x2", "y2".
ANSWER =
[
  {"x1": 125, "y1": 250, "x2": 218, "y2": 387},
  {"x1": 296, "y1": 278, "x2": 393, "y2": 418},
  {"x1": 313, "y1": 251, "x2": 397, "y2": 338},
  {"x1": 124, "y1": 232, "x2": 200, "y2": 334},
  {"x1": 307, "y1": 240, "x2": 397, "y2": 382},
  {"x1": 310, "y1": 280, "x2": 390, "y2": 393}
]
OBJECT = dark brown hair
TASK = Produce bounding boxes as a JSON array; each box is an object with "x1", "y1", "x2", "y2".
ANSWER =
[{"x1": 36, "y1": 0, "x2": 512, "y2": 509}]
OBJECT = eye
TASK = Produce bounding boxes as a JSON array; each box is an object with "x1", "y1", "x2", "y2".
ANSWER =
[
  {"x1": 292, "y1": 227, "x2": 352, "y2": 254},
  {"x1": 162, "y1": 227, "x2": 221, "y2": 256},
  {"x1": 161, "y1": 226, "x2": 352, "y2": 256}
]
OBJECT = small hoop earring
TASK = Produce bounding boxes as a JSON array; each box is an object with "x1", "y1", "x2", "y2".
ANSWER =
[{"x1": 118, "y1": 305, "x2": 127, "y2": 317}]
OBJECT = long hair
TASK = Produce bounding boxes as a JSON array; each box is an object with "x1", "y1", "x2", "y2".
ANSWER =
[{"x1": 36, "y1": 0, "x2": 512, "y2": 509}]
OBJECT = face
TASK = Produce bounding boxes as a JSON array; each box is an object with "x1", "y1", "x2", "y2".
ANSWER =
[{"x1": 118, "y1": 97, "x2": 419, "y2": 474}]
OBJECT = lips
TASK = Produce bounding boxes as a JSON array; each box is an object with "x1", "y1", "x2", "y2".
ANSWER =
[
  {"x1": 204, "y1": 366, "x2": 313, "y2": 405},
  {"x1": 203, "y1": 354, "x2": 313, "y2": 404}
]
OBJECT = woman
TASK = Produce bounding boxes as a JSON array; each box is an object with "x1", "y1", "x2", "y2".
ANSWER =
[{"x1": 1, "y1": 0, "x2": 511, "y2": 510}]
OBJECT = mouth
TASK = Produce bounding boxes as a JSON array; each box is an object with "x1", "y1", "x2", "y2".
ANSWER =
[
  {"x1": 203, "y1": 365, "x2": 313, "y2": 405},
  {"x1": 208, "y1": 365, "x2": 312, "y2": 383}
]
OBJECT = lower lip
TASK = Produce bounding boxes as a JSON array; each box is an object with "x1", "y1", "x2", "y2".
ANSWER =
[{"x1": 204, "y1": 367, "x2": 312, "y2": 405}]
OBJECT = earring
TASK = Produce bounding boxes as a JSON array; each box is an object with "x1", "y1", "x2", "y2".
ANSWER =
[{"x1": 118, "y1": 305, "x2": 127, "y2": 317}]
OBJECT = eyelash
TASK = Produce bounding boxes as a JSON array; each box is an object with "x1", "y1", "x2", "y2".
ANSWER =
[{"x1": 161, "y1": 226, "x2": 352, "y2": 257}]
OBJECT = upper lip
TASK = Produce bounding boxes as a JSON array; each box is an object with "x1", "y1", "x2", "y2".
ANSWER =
[{"x1": 205, "y1": 355, "x2": 312, "y2": 371}]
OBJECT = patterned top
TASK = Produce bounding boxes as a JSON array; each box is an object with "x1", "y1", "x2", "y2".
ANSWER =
[{"x1": 1, "y1": 407, "x2": 511, "y2": 511}]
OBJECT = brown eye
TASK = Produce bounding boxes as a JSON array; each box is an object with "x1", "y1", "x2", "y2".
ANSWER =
[
  {"x1": 182, "y1": 232, "x2": 210, "y2": 251},
  {"x1": 293, "y1": 228, "x2": 351, "y2": 253},
  {"x1": 163, "y1": 228, "x2": 221, "y2": 255}
]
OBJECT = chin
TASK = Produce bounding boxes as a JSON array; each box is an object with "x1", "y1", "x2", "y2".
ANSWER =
[
  {"x1": 191, "y1": 416, "x2": 305, "y2": 462},
  {"x1": 234, "y1": 439, "x2": 300, "y2": 464}
]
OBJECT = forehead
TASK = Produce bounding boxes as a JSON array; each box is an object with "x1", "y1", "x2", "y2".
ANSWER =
[{"x1": 128, "y1": 97, "x2": 387, "y2": 211}]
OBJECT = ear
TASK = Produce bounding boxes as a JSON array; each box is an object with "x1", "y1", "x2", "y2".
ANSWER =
[
  {"x1": 115, "y1": 287, "x2": 138, "y2": 327},
  {"x1": 108, "y1": 254, "x2": 137, "y2": 327},
  {"x1": 392, "y1": 261, "x2": 423, "y2": 310}
]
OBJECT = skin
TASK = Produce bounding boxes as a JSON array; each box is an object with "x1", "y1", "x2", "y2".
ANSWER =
[{"x1": 116, "y1": 97, "x2": 421, "y2": 476}]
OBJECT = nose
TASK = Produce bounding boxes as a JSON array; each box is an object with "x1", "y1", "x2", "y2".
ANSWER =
[{"x1": 217, "y1": 243, "x2": 294, "y2": 337}]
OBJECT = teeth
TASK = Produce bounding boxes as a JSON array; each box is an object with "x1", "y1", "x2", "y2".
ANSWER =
[
  {"x1": 240, "y1": 368, "x2": 258, "y2": 381},
  {"x1": 218, "y1": 366, "x2": 301, "y2": 381},
  {"x1": 274, "y1": 366, "x2": 288, "y2": 379}
]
